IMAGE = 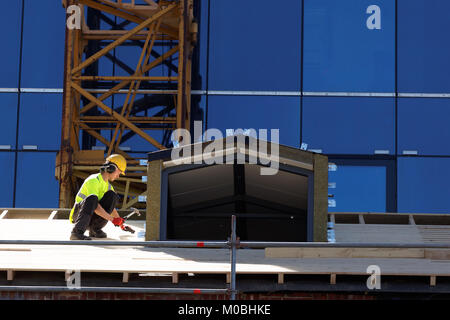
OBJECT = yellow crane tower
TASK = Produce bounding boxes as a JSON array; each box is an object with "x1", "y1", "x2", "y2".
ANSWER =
[{"x1": 56, "y1": 0, "x2": 197, "y2": 210}]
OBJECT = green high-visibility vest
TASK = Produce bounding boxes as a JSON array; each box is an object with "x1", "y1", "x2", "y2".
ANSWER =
[{"x1": 69, "y1": 173, "x2": 114, "y2": 223}]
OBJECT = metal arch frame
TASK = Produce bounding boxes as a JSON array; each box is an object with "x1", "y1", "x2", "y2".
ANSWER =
[{"x1": 57, "y1": 0, "x2": 196, "y2": 209}]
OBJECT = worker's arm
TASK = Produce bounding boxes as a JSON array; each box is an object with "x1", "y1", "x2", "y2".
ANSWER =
[
  {"x1": 111, "y1": 208, "x2": 120, "y2": 219},
  {"x1": 94, "y1": 204, "x2": 114, "y2": 222}
]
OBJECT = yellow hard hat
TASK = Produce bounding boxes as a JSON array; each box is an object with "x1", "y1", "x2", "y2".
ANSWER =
[{"x1": 106, "y1": 154, "x2": 127, "y2": 173}]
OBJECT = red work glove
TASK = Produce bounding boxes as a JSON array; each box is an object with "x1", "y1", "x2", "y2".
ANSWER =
[{"x1": 112, "y1": 217, "x2": 125, "y2": 227}]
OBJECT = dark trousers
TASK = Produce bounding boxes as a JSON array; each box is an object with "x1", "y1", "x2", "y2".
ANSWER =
[{"x1": 71, "y1": 190, "x2": 119, "y2": 235}]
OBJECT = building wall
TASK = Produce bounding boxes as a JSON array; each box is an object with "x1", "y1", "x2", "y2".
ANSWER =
[
  {"x1": 0, "y1": 290, "x2": 376, "y2": 300},
  {"x1": 0, "y1": 0, "x2": 449, "y2": 212}
]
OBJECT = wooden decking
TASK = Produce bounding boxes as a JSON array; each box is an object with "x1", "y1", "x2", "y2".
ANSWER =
[
  {"x1": 1, "y1": 215, "x2": 450, "y2": 288},
  {"x1": 330, "y1": 212, "x2": 450, "y2": 244}
]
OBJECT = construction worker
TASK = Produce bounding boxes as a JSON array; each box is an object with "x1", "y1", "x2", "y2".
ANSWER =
[{"x1": 69, "y1": 154, "x2": 127, "y2": 240}]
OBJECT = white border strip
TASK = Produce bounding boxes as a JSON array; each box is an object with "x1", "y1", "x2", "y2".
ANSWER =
[
  {"x1": 1, "y1": 88, "x2": 450, "y2": 98},
  {"x1": 207, "y1": 90, "x2": 302, "y2": 96},
  {"x1": 0, "y1": 88, "x2": 19, "y2": 93},
  {"x1": 398, "y1": 93, "x2": 450, "y2": 98},
  {"x1": 303, "y1": 92, "x2": 395, "y2": 97},
  {"x1": 20, "y1": 88, "x2": 63, "y2": 93}
]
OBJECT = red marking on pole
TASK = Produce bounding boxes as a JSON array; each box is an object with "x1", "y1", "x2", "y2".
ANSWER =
[
  {"x1": 196, "y1": 242, "x2": 204, "y2": 247},
  {"x1": 193, "y1": 289, "x2": 201, "y2": 294}
]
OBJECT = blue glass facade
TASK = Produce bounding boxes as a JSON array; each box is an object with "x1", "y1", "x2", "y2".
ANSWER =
[
  {"x1": 0, "y1": 1, "x2": 21, "y2": 87},
  {"x1": 207, "y1": 95, "x2": 300, "y2": 147},
  {"x1": 0, "y1": 153, "x2": 15, "y2": 207},
  {"x1": 328, "y1": 164, "x2": 387, "y2": 213},
  {"x1": 15, "y1": 152, "x2": 59, "y2": 208},
  {"x1": 398, "y1": 0, "x2": 450, "y2": 93},
  {"x1": 0, "y1": 0, "x2": 449, "y2": 212},
  {"x1": 0, "y1": 94, "x2": 19, "y2": 148},
  {"x1": 208, "y1": 0, "x2": 302, "y2": 91},
  {"x1": 398, "y1": 98, "x2": 450, "y2": 156},
  {"x1": 398, "y1": 157, "x2": 450, "y2": 213},
  {"x1": 21, "y1": 0, "x2": 65, "y2": 88},
  {"x1": 18, "y1": 93, "x2": 62, "y2": 151},
  {"x1": 304, "y1": 0, "x2": 395, "y2": 92},
  {"x1": 303, "y1": 97, "x2": 395, "y2": 155}
]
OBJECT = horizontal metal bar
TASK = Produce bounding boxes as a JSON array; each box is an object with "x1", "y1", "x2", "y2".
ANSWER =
[
  {"x1": 86, "y1": 89, "x2": 178, "y2": 94},
  {"x1": 73, "y1": 76, "x2": 178, "y2": 81},
  {"x1": 0, "y1": 285, "x2": 228, "y2": 294},
  {"x1": 0, "y1": 240, "x2": 229, "y2": 247},
  {"x1": 2, "y1": 239, "x2": 450, "y2": 249},
  {"x1": 73, "y1": 165, "x2": 146, "y2": 171},
  {"x1": 85, "y1": 35, "x2": 172, "y2": 40},
  {"x1": 78, "y1": 117, "x2": 176, "y2": 123},
  {"x1": 79, "y1": 116, "x2": 176, "y2": 121}
]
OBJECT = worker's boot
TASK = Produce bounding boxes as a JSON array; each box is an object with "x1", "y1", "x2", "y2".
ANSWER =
[
  {"x1": 70, "y1": 232, "x2": 92, "y2": 240},
  {"x1": 88, "y1": 228, "x2": 107, "y2": 238}
]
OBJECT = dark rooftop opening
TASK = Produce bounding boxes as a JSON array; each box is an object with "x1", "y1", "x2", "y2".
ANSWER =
[{"x1": 165, "y1": 163, "x2": 309, "y2": 241}]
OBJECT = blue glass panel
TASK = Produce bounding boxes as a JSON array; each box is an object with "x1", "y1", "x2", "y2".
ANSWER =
[
  {"x1": 304, "y1": 0, "x2": 395, "y2": 92},
  {"x1": 0, "y1": 152, "x2": 15, "y2": 207},
  {"x1": 84, "y1": 97, "x2": 113, "y2": 151},
  {"x1": 98, "y1": 55, "x2": 114, "y2": 77},
  {"x1": 398, "y1": 98, "x2": 450, "y2": 156},
  {"x1": 208, "y1": 0, "x2": 301, "y2": 91},
  {"x1": 113, "y1": 44, "x2": 168, "y2": 78},
  {"x1": 192, "y1": 0, "x2": 208, "y2": 90},
  {"x1": 398, "y1": 157, "x2": 450, "y2": 213},
  {"x1": 328, "y1": 165, "x2": 386, "y2": 212},
  {"x1": 15, "y1": 152, "x2": 59, "y2": 208},
  {"x1": 190, "y1": 94, "x2": 207, "y2": 139},
  {"x1": 18, "y1": 93, "x2": 62, "y2": 150},
  {"x1": 104, "y1": 94, "x2": 166, "y2": 152},
  {"x1": 97, "y1": 12, "x2": 115, "y2": 76},
  {"x1": 207, "y1": 96, "x2": 300, "y2": 148},
  {"x1": 302, "y1": 97, "x2": 395, "y2": 154},
  {"x1": 0, "y1": 0, "x2": 21, "y2": 87},
  {"x1": 21, "y1": 0, "x2": 65, "y2": 88},
  {"x1": 0, "y1": 93, "x2": 18, "y2": 148},
  {"x1": 121, "y1": 129, "x2": 164, "y2": 153},
  {"x1": 398, "y1": 0, "x2": 450, "y2": 93}
]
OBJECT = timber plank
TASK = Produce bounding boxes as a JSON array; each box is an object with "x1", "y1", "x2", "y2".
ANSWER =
[{"x1": 265, "y1": 247, "x2": 425, "y2": 259}]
